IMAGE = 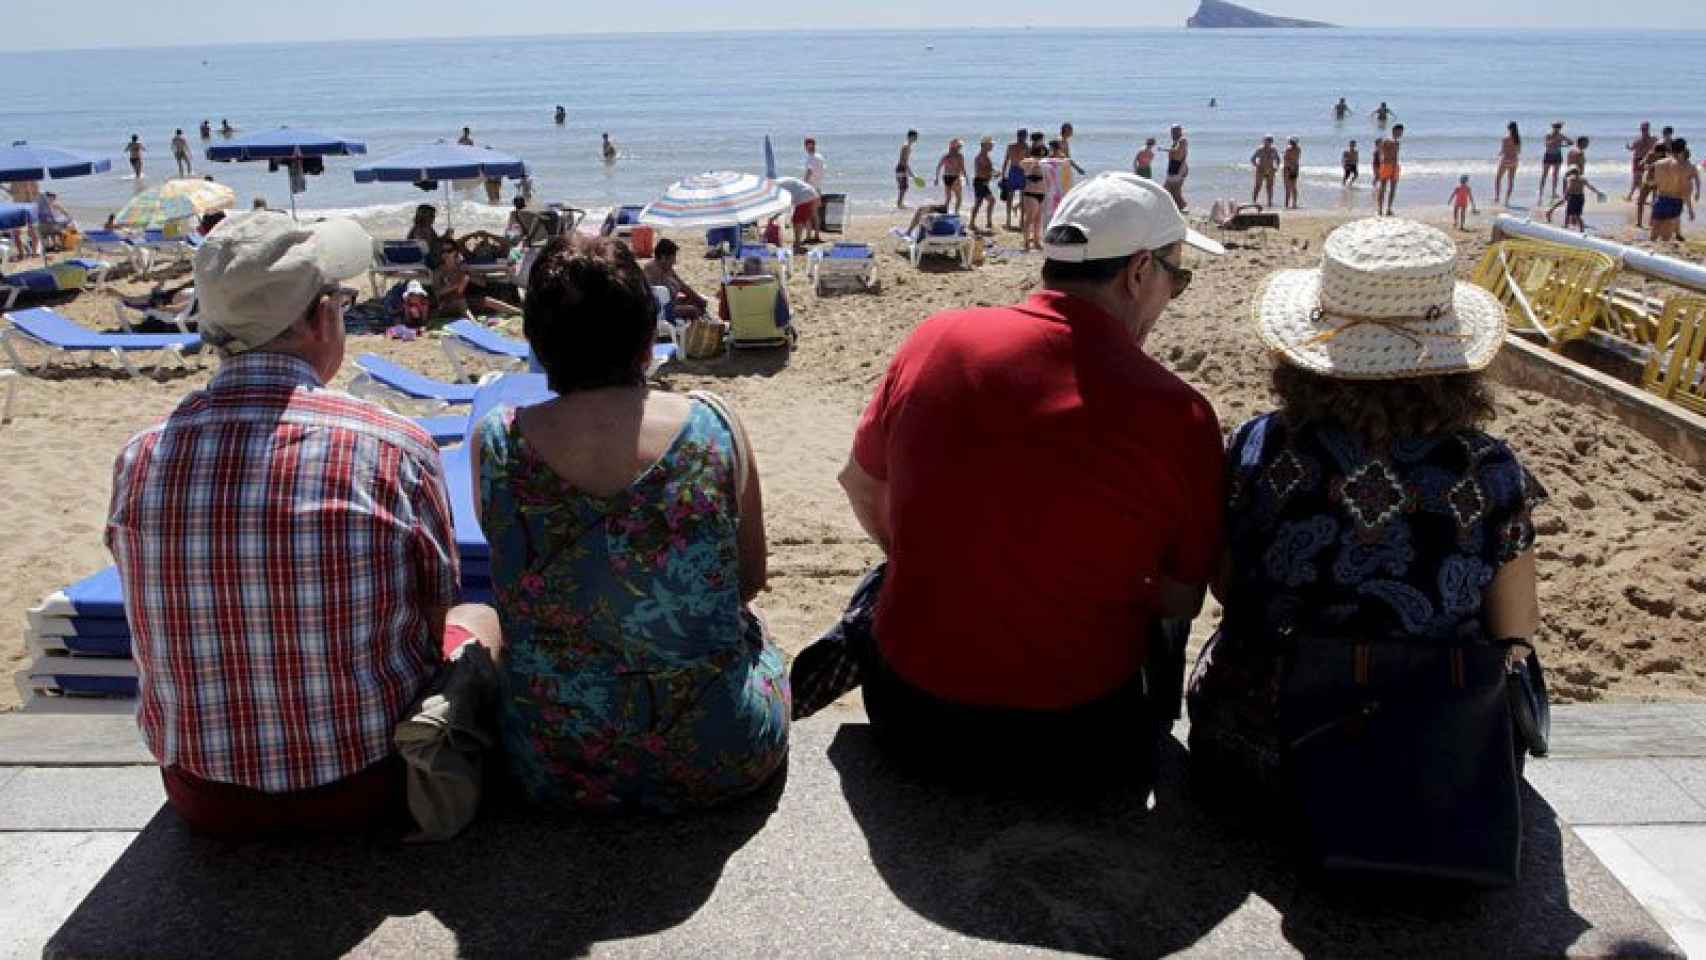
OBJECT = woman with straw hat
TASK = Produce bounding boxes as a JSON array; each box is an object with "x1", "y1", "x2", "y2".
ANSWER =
[{"x1": 1187, "y1": 219, "x2": 1551, "y2": 871}]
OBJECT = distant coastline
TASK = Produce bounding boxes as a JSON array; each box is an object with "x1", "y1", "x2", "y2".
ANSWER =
[{"x1": 1187, "y1": 0, "x2": 1337, "y2": 29}]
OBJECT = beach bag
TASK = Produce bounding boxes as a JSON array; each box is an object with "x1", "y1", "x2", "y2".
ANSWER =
[
  {"x1": 680, "y1": 319, "x2": 727, "y2": 359},
  {"x1": 1189, "y1": 630, "x2": 1547, "y2": 887},
  {"x1": 789, "y1": 563, "x2": 886, "y2": 719},
  {"x1": 394, "y1": 639, "x2": 499, "y2": 843}
]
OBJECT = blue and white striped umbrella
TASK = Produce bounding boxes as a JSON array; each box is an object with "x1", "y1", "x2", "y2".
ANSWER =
[{"x1": 639, "y1": 171, "x2": 791, "y2": 228}]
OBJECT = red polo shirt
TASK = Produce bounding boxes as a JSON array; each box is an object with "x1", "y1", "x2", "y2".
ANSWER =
[{"x1": 852, "y1": 291, "x2": 1224, "y2": 710}]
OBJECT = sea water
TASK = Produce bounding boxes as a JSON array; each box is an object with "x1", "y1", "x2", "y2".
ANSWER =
[{"x1": 7, "y1": 28, "x2": 1706, "y2": 236}]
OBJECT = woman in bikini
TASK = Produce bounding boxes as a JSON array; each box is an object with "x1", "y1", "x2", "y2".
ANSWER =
[
  {"x1": 1020, "y1": 145, "x2": 1048, "y2": 252},
  {"x1": 1495, "y1": 122, "x2": 1521, "y2": 206},
  {"x1": 934, "y1": 139, "x2": 966, "y2": 215}
]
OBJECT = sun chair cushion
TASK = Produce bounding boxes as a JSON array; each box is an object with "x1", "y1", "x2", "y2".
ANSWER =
[
  {"x1": 7, "y1": 307, "x2": 199, "y2": 350},
  {"x1": 355, "y1": 354, "x2": 479, "y2": 403},
  {"x1": 439, "y1": 443, "x2": 489, "y2": 559},
  {"x1": 827, "y1": 243, "x2": 874, "y2": 259},
  {"x1": 66, "y1": 565, "x2": 126, "y2": 618},
  {"x1": 927, "y1": 215, "x2": 964, "y2": 237},
  {"x1": 379, "y1": 241, "x2": 427, "y2": 265}
]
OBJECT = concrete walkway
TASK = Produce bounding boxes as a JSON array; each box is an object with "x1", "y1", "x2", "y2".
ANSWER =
[{"x1": 0, "y1": 706, "x2": 1700, "y2": 959}]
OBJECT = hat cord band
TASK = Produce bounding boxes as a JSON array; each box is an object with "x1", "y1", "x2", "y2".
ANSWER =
[{"x1": 1303, "y1": 305, "x2": 1469, "y2": 361}]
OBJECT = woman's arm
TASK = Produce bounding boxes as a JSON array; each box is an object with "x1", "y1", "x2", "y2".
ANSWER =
[{"x1": 1485, "y1": 549, "x2": 1540, "y2": 657}]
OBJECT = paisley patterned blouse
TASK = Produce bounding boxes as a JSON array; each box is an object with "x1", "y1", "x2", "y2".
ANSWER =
[
  {"x1": 474, "y1": 400, "x2": 789, "y2": 813},
  {"x1": 1218, "y1": 413, "x2": 1548, "y2": 645}
]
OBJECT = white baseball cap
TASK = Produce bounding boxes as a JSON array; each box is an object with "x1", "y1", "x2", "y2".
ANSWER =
[
  {"x1": 1043, "y1": 172, "x2": 1224, "y2": 262},
  {"x1": 192, "y1": 211, "x2": 373, "y2": 356}
]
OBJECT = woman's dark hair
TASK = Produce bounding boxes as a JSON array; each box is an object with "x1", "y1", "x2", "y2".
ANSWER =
[
  {"x1": 1030, "y1": 144, "x2": 1048, "y2": 158},
  {"x1": 653, "y1": 237, "x2": 679, "y2": 260},
  {"x1": 1272, "y1": 362, "x2": 1496, "y2": 448},
  {"x1": 1507, "y1": 122, "x2": 1521, "y2": 148},
  {"x1": 523, "y1": 236, "x2": 656, "y2": 394},
  {"x1": 413, "y1": 204, "x2": 435, "y2": 224}
]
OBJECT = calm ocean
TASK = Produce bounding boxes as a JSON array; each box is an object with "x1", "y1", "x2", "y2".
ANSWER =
[{"x1": 8, "y1": 29, "x2": 1706, "y2": 234}]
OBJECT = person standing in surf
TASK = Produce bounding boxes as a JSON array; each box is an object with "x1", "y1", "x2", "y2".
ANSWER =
[
  {"x1": 1495, "y1": 122, "x2": 1521, "y2": 206},
  {"x1": 1165, "y1": 125, "x2": 1191, "y2": 212},
  {"x1": 895, "y1": 130, "x2": 919, "y2": 210},
  {"x1": 1538, "y1": 122, "x2": 1568, "y2": 203}
]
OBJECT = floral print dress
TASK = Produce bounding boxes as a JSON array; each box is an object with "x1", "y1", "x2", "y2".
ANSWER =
[{"x1": 475, "y1": 401, "x2": 789, "y2": 813}]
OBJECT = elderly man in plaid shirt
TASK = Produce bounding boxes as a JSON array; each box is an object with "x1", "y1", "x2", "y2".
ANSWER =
[{"x1": 105, "y1": 212, "x2": 500, "y2": 836}]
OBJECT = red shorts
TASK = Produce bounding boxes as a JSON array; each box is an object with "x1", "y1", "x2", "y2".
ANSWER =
[
  {"x1": 162, "y1": 757, "x2": 406, "y2": 837},
  {"x1": 792, "y1": 200, "x2": 817, "y2": 227},
  {"x1": 162, "y1": 621, "x2": 483, "y2": 837}
]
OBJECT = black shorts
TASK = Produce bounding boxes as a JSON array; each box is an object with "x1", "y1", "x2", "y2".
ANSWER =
[
  {"x1": 973, "y1": 178, "x2": 991, "y2": 200},
  {"x1": 943, "y1": 175, "x2": 959, "y2": 188}
]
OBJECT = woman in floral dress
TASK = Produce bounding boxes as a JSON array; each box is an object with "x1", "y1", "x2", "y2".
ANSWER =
[{"x1": 471, "y1": 235, "x2": 789, "y2": 813}]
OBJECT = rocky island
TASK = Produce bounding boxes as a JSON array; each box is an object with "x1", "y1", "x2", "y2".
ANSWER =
[{"x1": 1186, "y1": 0, "x2": 1336, "y2": 28}]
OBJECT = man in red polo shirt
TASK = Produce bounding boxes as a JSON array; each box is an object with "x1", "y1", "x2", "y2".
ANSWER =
[{"x1": 839, "y1": 173, "x2": 1225, "y2": 785}]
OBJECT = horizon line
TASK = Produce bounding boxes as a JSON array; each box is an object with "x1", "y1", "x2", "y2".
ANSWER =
[{"x1": 9, "y1": 23, "x2": 1706, "y2": 56}]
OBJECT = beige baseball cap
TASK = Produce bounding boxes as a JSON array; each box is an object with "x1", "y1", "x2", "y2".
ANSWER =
[
  {"x1": 192, "y1": 211, "x2": 373, "y2": 356},
  {"x1": 1044, "y1": 172, "x2": 1224, "y2": 261}
]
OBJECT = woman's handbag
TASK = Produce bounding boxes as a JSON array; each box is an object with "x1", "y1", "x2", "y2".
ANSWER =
[
  {"x1": 1282, "y1": 639, "x2": 1524, "y2": 886},
  {"x1": 1189, "y1": 631, "x2": 1549, "y2": 887}
]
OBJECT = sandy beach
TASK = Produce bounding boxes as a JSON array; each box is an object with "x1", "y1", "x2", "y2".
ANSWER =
[{"x1": 2, "y1": 207, "x2": 1704, "y2": 712}]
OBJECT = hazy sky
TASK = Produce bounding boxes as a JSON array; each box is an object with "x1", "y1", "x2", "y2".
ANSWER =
[{"x1": 6, "y1": 0, "x2": 1705, "y2": 50}]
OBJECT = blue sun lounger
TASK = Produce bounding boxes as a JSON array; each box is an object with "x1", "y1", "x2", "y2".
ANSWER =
[
  {"x1": 1, "y1": 258, "x2": 113, "y2": 310},
  {"x1": 1, "y1": 306, "x2": 199, "y2": 377},
  {"x1": 413, "y1": 414, "x2": 470, "y2": 446},
  {"x1": 349, "y1": 353, "x2": 483, "y2": 412},
  {"x1": 440, "y1": 319, "x2": 530, "y2": 383}
]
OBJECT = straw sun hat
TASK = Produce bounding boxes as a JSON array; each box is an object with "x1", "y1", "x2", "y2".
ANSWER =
[{"x1": 1255, "y1": 218, "x2": 1506, "y2": 380}]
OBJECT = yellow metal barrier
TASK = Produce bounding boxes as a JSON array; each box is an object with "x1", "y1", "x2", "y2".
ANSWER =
[
  {"x1": 1640, "y1": 295, "x2": 1706, "y2": 416},
  {"x1": 1470, "y1": 240, "x2": 1620, "y2": 347}
]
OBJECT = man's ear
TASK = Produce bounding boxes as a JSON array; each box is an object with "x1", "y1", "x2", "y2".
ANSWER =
[{"x1": 305, "y1": 295, "x2": 336, "y2": 342}]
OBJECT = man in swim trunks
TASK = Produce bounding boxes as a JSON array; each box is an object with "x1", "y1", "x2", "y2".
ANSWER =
[
  {"x1": 1333, "y1": 97, "x2": 1350, "y2": 122},
  {"x1": 1342, "y1": 140, "x2": 1359, "y2": 186},
  {"x1": 1545, "y1": 168, "x2": 1604, "y2": 232},
  {"x1": 1651, "y1": 140, "x2": 1691, "y2": 242},
  {"x1": 1165, "y1": 125, "x2": 1190, "y2": 212},
  {"x1": 457, "y1": 127, "x2": 474, "y2": 146},
  {"x1": 199, "y1": 120, "x2": 212, "y2": 140},
  {"x1": 1539, "y1": 122, "x2": 1567, "y2": 202},
  {"x1": 1134, "y1": 138, "x2": 1157, "y2": 179},
  {"x1": 971, "y1": 136, "x2": 996, "y2": 233},
  {"x1": 896, "y1": 129, "x2": 919, "y2": 209},
  {"x1": 935, "y1": 139, "x2": 966, "y2": 215},
  {"x1": 1375, "y1": 125, "x2": 1404, "y2": 216},
  {"x1": 1282, "y1": 137, "x2": 1302, "y2": 210},
  {"x1": 1627, "y1": 122, "x2": 1657, "y2": 200},
  {"x1": 1002, "y1": 129, "x2": 1029, "y2": 229},
  {"x1": 1372, "y1": 102, "x2": 1396, "y2": 127},
  {"x1": 1250, "y1": 136, "x2": 1280, "y2": 207}
]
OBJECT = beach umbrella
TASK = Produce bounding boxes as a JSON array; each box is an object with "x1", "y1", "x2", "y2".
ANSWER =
[
  {"x1": 353, "y1": 141, "x2": 528, "y2": 230},
  {"x1": 0, "y1": 202, "x2": 37, "y2": 231},
  {"x1": 205, "y1": 127, "x2": 367, "y2": 220},
  {"x1": 638, "y1": 171, "x2": 791, "y2": 229},
  {"x1": 0, "y1": 141, "x2": 112, "y2": 183},
  {"x1": 112, "y1": 178, "x2": 237, "y2": 229}
]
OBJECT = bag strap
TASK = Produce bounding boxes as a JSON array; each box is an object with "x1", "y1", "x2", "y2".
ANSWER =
[{"x1": 688, "y1": 390, "x2": 750, "y2": 505}]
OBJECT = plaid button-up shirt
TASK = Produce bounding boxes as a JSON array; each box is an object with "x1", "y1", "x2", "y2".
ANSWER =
[{"x1": 106, "y1": 353, "x2": 460, "y2": 793}]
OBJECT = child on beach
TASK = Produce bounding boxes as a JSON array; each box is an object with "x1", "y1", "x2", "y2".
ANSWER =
[
  {"x1": 1449, "y1": 175, "x2": 1479, "y2": 230},
  {"x1": 1342, "y1": 140, "x2": 1359, "y2": 186},
  {"x1": 1545, "y1": 168, "x2": 1606, "y2": 232},
  {"x1": 1134, "y1": 138, "x2": 1157, "y2": 179}
]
